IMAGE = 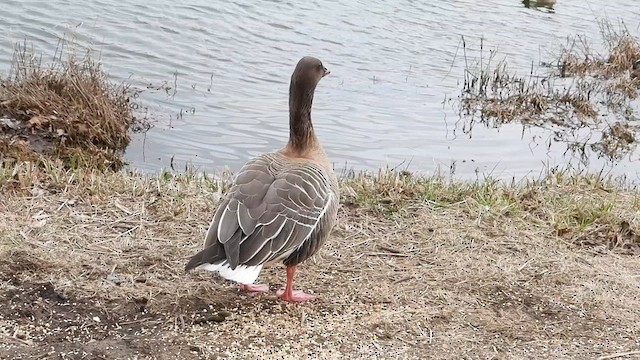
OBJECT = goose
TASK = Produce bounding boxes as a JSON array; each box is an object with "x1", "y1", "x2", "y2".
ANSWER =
[
  {"x1": 631, "y1": 59, "x2": 640, "y2": 80},
  {"x1": 522, "y1": 0, "x2": 556, "y2": 8},
  {"x1": 185, "y1": 56, "x2": 339, "y2": 302}
]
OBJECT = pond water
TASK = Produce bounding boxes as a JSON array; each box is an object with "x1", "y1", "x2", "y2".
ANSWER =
[{"x1": 1, "y1": 0, "x2": 640, "y2": 181}]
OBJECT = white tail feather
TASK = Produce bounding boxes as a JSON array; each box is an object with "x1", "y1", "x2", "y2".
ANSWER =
[{"x1": 197, "y1": 262, "x2": 263, "y2": 285}]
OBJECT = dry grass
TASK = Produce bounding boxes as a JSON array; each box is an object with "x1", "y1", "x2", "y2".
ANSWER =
[
  {"x1": 0, "y1": 160, "x2": 639, "y2": 359},
  {"x1": 591, "y1": 122, "x2": 639, "y2": 160},
  {"x1": 459, "y1": 37, "x2": 599, "y2": 130},
  {"x1": 0, "y1": 38, "x2": 139, "y2": 170},
  {"x1": 555, "y1": 19, "x2": 640, "y2": 79},
  {"x1": 458, "y1": 19, "x2": 640, "y2": 161}
]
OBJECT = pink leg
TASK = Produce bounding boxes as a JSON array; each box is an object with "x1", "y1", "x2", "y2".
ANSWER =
[
  {"x1": 276, "y1": 266, "x2": 315, "y2": 302},
  {"x1": 239, "y1": 283, "x2": 269, "y2": 293}
]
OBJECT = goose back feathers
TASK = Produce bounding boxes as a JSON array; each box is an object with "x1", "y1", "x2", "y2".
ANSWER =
[{"x1": 185, "y1": 151, "x2": 339, "y2": 284}]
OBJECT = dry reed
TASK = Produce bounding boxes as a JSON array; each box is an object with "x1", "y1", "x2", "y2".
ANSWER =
[
  {"x1": 555, "y1": 19, "x2": 640, "y2": 79},
  {"x1": 458, "y1": 19, "x2": 640, "y2": 162}
]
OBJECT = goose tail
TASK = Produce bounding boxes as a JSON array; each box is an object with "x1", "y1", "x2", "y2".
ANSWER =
[{"x1": 185, "y1": 245, "x2": 264, "y2": 285}]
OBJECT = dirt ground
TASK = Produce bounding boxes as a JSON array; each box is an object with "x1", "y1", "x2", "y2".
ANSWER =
[{"x1": 0, "y1": 163, "x2": 639, "y2": 359}]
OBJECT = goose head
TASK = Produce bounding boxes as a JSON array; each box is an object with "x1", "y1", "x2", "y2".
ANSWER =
[
  {"x1": 287, "y1": 56, "x2": 330, "y2": 153},
  {"x1": 288, "y1": 56, "x2": 330, "y2": 119},
  {"x1": 290, "y1": 56, "x2": 330, "y2": 92}
]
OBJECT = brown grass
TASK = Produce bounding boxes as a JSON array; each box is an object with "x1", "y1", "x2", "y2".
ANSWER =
[
  {"x1": 0, "y1": 39, "x2": 138, "y2": 170},
  {"x1": 459, "y1": 39, "x2": 600, "y2": 130},
  {"x1": 591, "y1": 122, "x2": 639, "y2": 160},
  {"x1": 0, "y1": 160, "x2": 639, "y2": 359},
  {"x1": 555, "y1": 19, "x2": 640, "y2": 79},
  {"x1": 458, "y1": 20, "x2": 640, "y2": 161}
]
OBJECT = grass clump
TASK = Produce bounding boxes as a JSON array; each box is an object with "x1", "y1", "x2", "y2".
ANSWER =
[
  {"x1": 341, "y1": 166, "x2": 634, "y2": 246},
  {"x1": 459, "y1": 38, "x2": 599, "y2": 130},
  {"x1": 0, "y1": 39, "x2": 139, "y2": 170},
  {"x1": 457, "y1": 19, "x2": 640, "y2": 161},
  {"x1": 555, "y1": 19, "x2": 640, "y2": 79}
]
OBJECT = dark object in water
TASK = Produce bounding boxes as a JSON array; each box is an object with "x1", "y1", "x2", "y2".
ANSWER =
[
  {"x1": 631, "y1": 59, "x2": 640, "y2": 80},
  {"x1": 522, "y1": 0, "x2": 556, "y2": 9}
]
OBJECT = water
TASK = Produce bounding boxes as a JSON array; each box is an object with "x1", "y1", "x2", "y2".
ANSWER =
[{"x1": 1, "y1": 0, "x2": 640, "y2": 181}]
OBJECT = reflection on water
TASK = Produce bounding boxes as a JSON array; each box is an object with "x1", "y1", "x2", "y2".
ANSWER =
[{"x1": 0, "y1": 0, "x2": 640, "y2": 181}]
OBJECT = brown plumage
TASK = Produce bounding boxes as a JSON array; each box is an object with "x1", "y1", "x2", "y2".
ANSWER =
[
  {"x1": 631, "y1": 59, "x2": 640, "y2": 80},
  {"x1": 185, "y1": 56, "x2": 338, "y2": 302}
]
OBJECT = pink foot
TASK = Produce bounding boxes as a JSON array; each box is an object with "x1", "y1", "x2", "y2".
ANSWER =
[
  {"x1": 239, "y1": 283, "x2": 269, "y2": 293},
  {"x1": 277, "y1": 289, "x2": 315, "y2": 302}
]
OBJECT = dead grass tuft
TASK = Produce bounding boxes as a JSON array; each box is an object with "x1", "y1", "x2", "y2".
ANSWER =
[
  {"x1": 0, "y1": 38, "x2": 141, "y2": 170},
  {"x1": 1, "y1": 161, "x2": 639, "y2": 358},
  {"x1": 556, "y1": 19, "x2": 640, "y2": 79},
  {"x1": 591, "y1": 122, "x2": 639, "y2": 160},
  {"x1": 459, "y1": 38, "x2": 600, "y2": 130},
  {"x1": 458, "y1": 19, "x2": 640, "y2": 161}
]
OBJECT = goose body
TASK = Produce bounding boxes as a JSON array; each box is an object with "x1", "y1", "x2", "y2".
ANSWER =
[
  {"x1": 522, "y1": 0, "x2": 556, "y2": 8},
  {"x1": 631, "y1": 59, "x2": 640, "y2": 80},
  {"x1": 185, "y1": 56, "x2": 338, "y2": 302}
]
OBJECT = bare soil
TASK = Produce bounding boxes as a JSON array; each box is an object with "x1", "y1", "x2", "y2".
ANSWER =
[{"x1": 0, "y1": 163, "x2": 639, "y2": 359}]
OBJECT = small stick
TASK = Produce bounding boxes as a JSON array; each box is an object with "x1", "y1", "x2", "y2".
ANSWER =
[
  {"x1": 377, "y1": 245, "x2": 403, "y2": 254},
  {"x1": 517, "y1": 257, "x2": 534, "y2": 271},
  {"x1": 2, "y1": 332, "x2": 31, "y2": 346},
  {"x1": 393, "y1": 276, "x2": 414, "y2": 284},
  {"x1": 367, "y1": 252, "x2": 409, "y2": 257},
  {"x1": 597, "y1": 351, "x2": 640, "y2": 360}
]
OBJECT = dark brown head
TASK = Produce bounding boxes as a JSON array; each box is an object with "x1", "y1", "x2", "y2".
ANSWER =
[
  {"x1": 290, "y1": 56, "x2": 330, "y2": 91},
  {"x1": 287, "y1": 57, "x2": 330, "y2": 152}
]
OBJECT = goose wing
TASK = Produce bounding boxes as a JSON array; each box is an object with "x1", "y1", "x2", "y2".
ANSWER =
[{"x1": 191, "y1": 153, "x2": 337, "y2": 270}]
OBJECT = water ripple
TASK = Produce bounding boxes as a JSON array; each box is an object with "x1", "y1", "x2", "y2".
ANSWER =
[{"x1": 0, "y1": 0, "x2": 639, "y2": 180}]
